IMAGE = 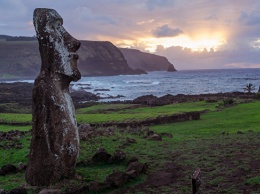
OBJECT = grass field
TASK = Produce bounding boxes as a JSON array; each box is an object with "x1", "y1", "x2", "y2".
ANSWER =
[
  {"x1": 0, "y1": 100, "x2": 259, "y2": 193},
  {"x1": 0, "y1": 101, "x2": 219, "y2": 125}
]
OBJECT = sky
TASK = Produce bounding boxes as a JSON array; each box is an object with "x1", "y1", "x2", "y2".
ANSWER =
[{"x1": 1, "y1": 0, "x2": 260, "y2": 70}]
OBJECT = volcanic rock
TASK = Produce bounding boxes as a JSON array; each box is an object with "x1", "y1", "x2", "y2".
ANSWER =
[
  {"x1": 25, "y1": 8, "x2": 81, "y2": 186},
  {"x1": 0, "y1": 164, "x2": 17, "y2": 176},
  {"x1": 105, "y1": 171, "x2": 129, "y2": 187},
  {"x1": 109, "y1": 150, "x2": 126, "y2": 164},
  {"x1": 92, "y1": 148, "x2": 112, "y2": 164}
]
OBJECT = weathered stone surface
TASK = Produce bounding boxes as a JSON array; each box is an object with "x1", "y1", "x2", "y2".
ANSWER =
[{"x1": 25, "y1": 8, "x2": 81, "y2": 186}]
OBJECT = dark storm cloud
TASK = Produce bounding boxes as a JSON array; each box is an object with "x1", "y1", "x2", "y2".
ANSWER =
[{"x1": 152, "y1": 25, "x2": 183, "y2": 37}]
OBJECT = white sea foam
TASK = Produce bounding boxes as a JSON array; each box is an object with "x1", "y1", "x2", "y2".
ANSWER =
[{"x1": 1, "y1": 69, "x2": 260, "y2": 102}]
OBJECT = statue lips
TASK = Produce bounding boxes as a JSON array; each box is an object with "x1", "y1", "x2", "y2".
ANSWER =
[
  {"x1": 68, "y1": 52, "x2": 81, "y2": 81},
  {"x1": 66, "y1": 39, "x2": 81, "y2": 81},
  {"x1": 72, "y1": 69, "x2": 81, "y2": 81}
]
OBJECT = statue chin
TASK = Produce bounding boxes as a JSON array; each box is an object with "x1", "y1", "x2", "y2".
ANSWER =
[{"x1": 72, "y1": 69, "x2": 81, "y2": 82}]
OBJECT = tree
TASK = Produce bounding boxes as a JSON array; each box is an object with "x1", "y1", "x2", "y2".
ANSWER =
[{"x1": 243, "y1": 83, "x2": 255, "y2": 94}]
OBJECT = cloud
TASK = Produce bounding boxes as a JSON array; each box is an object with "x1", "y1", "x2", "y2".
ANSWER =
[
  {"x1": 72, "y1": 7, "x2": 117, "y2": 25},
  {"x1": 0, "y1": 0, "x2": 28, "y2": 21},
  {"x1": 205, "y1": 14, "x2": 218, "y2": 21},
  {"x1": 152, "y1": 25, "x2": 183, "y2": 38},
  {"x1": 155, "y1": 44, "x2": 260, "y2": 70},
  {"x1": 239, "y1": 11, "x2": 260, "y2": 26},
  {"x1": 137, "y1": 19, "x2": 154, "y2": 25},
  {"x1": 145, "y1": 0, "x2": 175, "y2": 10},
  {"x1": 1, "y1": 0, "x2": 260, "y2": 70}
]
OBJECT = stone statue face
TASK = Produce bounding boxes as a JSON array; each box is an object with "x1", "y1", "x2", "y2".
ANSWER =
[{"x1": 33, "y1": 8, "x2": 81, "y2": 81}]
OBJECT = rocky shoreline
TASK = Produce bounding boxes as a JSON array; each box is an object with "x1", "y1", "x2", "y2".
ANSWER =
[{"x1": 0, "y1": 82, "x2": 257, "y2": 111}]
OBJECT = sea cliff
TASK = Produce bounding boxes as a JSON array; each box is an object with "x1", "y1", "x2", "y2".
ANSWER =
[
  {"x1": 0, "y1": 37, "x2": 176, "y2": 79},
  {"x1": 119, "y1": 48, "x2": 176, "y2": 72}
]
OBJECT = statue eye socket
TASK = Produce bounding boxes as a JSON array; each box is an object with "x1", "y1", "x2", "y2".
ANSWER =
[{"x1": 57, "y1": 21, "x2": 61, "y2": 27}]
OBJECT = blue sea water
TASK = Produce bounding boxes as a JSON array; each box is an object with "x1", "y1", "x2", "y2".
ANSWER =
[{"x1": 71, "y1": 68, "x2": 260, "y2": 101}]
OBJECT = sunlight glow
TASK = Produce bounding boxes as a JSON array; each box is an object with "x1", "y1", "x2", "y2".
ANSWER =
[
  {"x1": 139, "y1": 34, "x2": 226, "y2": 52},
  {"x1": 114, "y1": 33, "x2": 226, "y2": 53}
]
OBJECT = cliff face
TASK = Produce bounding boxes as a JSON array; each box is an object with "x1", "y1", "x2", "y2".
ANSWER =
[
  {"x1": 119, "y1": 48, "x2": 176, "y2": 72},
  {"x1": 0, "y1": 38, "x2": 174, "y2": 79},
  {"x1": 77, "y1": 41, "x2": 144, "y2": 76},
  {"x1": 0, "y1": 41, "x2": 40, "y2": 79}
]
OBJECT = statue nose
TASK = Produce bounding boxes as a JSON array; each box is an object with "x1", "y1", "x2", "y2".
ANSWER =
[
  {"x1": 62, "y1": 30, "x2": 80, "y2": 52},
  {"x1": 67, "y1": 39, "x2": 81, "y2": 52}
]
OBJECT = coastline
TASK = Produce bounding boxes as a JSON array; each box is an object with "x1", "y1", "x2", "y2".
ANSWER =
[{"x1": 0, "y1": 82, "x2": 257, "y2": 106}]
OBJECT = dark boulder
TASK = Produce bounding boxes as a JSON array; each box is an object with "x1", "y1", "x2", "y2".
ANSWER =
[
  {"x1": 9, "y1": 187, "x2": 27, "y2": 194},
  {"x1": 126, "y1": 161, "x2": 148, "y2": 177},
  {"x1": 109, "y1": 150, "x2": 126, "y2": 164},
  {"x1": 17, "y1": 162, "x2": 27, "y2": 171},
  {"x1": 147, "y1": 133, "x2": 162, "y2": 141},
  {"x1": 88, "y1": 181, "x2": 107, "y2": 191},
  {"x1": 105, "y1": 171, "x2": 129, "y2": 187},
  {"x1": 92, "y1": 148, "x2": 112, "y2": 164},
  {"x1": 0, "y1": 164, "x2": 17, "y2": 176}
]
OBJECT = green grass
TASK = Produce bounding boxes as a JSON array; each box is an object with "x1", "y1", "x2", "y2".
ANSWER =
[
  {"x1": 0, "y1": 100, "x2": 259, "y2": 193},
  {"x1": 0, "y1": 134, "x2": 31, "y2": 167},
  {"x1": 0, "y1": 113, "x2": 31, "y2": 124},
  {"x1": 0, "y1": 125, "x2": 31, "y2": 132},
  {"x1": 0, "y1": 101, "x2": 218, "y2": 125},
  {"x1": 76, "y1": 104, "x2": 139, "y2": 114},
  {"x1": 0, "y1": 172, "x2": 26, "y2": 190},
  {"x1": 0, "y1": 103, "x2": 31, "y2": 114},
  {"x1": 150, "y1": 101, "x2": 260, "y2": 141},
  {"x1": 77, "y1": 101, "x2": 219, "y2": 124},
  {"x1": 245, "y1": 176, "x2": 260, "y2": 185}
]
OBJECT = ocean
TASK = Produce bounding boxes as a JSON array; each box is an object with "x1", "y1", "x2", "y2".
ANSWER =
[
  {"x1": 5, "y1": 68, "x2": 260, "y2": 101},
  {"x1": 72, "y1": 68, "x2": 260, "y2": 101}
]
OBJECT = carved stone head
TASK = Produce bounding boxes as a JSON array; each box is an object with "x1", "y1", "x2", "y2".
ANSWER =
[{"x1": 33, "y1": 8, "x2": 81, "y2": 81}]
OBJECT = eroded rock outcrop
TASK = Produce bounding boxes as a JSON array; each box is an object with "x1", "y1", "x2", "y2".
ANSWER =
[
  {"x1": 78, "y1": 41, "x2": 146, "y2": 76},
  {"x1": 25, "y1": 8, "x2": 81, "y2": 186},
  {"x1": 119, "y1": 48, "x2": 176, "y2": 72},
  {"x1": 0, "y1": 38, "x2": 176, "y2": 78}
]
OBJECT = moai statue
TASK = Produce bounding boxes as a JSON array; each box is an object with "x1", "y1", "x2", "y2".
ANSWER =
[{"x1": 25, "y1": 8, "x2": 81, "y2": 186}]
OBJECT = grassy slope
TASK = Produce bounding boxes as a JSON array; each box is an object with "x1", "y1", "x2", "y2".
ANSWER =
[
  {"x1": 150, "y1": 101, "x2": 260, "y2": 141},
  {"x1": 0, "y1": 101, "x2": 218, "y2": 124},
  {"x1": 75, "y1": 101, "x2": 218, "y2": 124},
  {"x1": 0, "y1": 100, "x2": 259, "y2": 193}
]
